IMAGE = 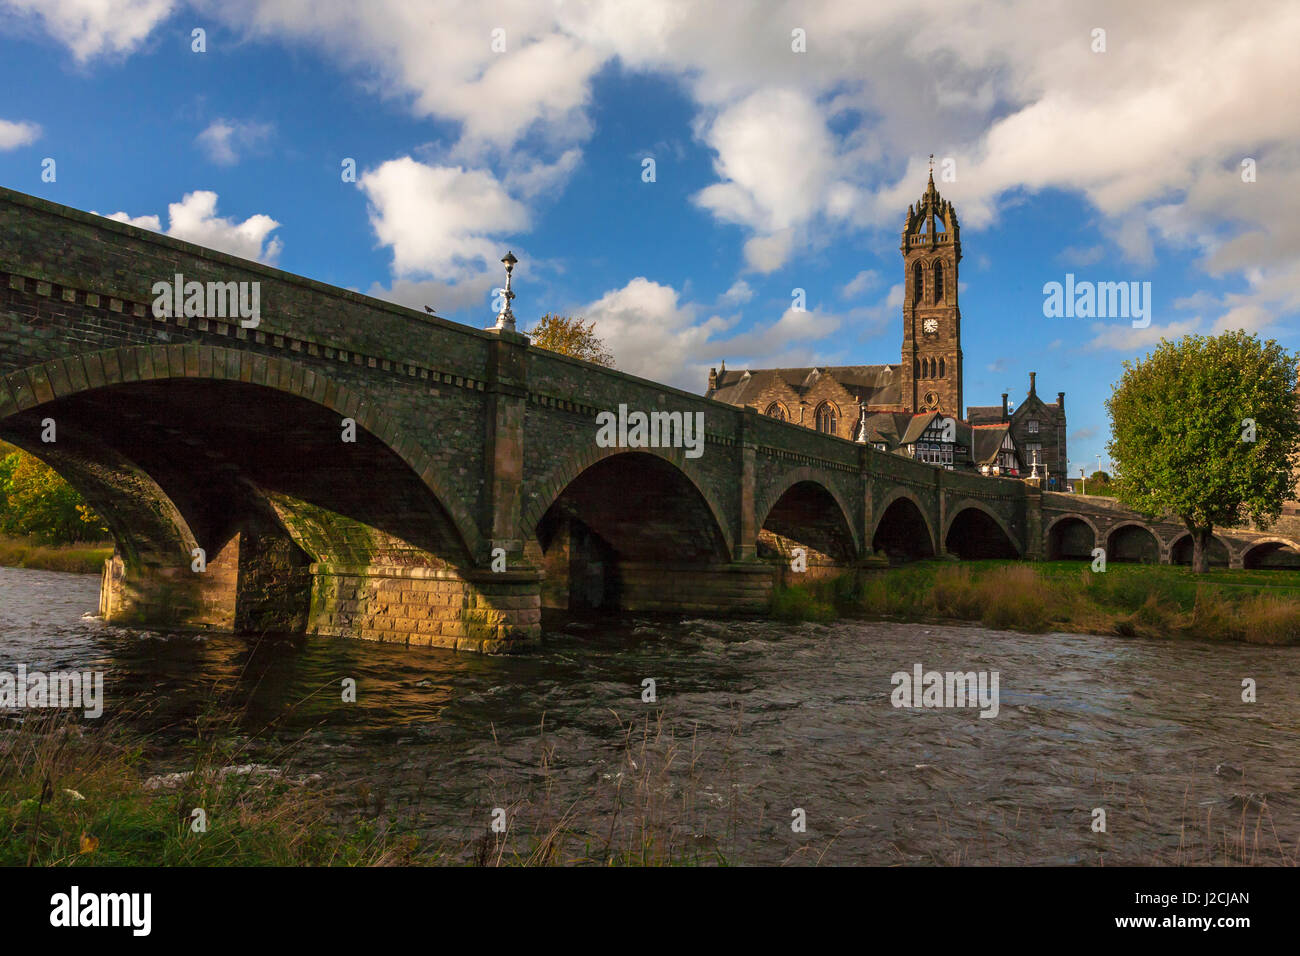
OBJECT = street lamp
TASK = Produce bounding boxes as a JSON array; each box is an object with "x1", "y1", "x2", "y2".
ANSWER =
[
  {"x1": 1080, "y1": 466, "x2": 1086, "y2": 495},
  {"x1": 491, "y1": 250, "x2": 518, "y2": 331}
]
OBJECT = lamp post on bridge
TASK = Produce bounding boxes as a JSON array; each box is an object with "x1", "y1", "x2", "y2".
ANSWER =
[{"x1": 490, "y1": 251, "x2": 518, "y2": 332}]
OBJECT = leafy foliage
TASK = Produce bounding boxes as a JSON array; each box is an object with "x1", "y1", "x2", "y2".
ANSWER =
[
  {"x1": 0, "y1": 442, "x2": 108, "y2": 544},
  {"x1": 526, "y1": 313, "x2": 615, "y2": 367},
  {"x1": 1105, "y1": 332, "x2": 1300, "y2": 569}
]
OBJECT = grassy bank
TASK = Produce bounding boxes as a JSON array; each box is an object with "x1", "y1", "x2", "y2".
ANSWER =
[
  {"x1": 0, "y1": 535, "x2": 112, "y2": 574},
  {"x1": 772, "y1": 560, "x2": 1300, "y2": 645},
  {"x1": 1, "y1": 705, "x2": 740, "y2": 867}
]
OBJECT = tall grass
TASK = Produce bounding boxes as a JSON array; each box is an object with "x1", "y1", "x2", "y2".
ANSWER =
[
  {"x1": 770, "y1": 559, "x2": 1300, "y2": 643},
  {"x1": 0, "y1": 534, "x2": 112, "y2": 575}
]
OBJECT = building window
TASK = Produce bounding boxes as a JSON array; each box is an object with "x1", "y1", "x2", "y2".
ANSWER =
[
  {"x1": 934, "y1": 261, "x2": 944, "y2": 303},
  {"x1": 912, "y1": 262, "x2": 923, "y2": 303},
  {"x1": 815, "y1": 403, "x2": 837, "y2": 434},
  {"x1": 1027, "y1": 419, "x2": 1039, "y2": 434},
  {"x1": 915, "y1": 442, "x2": 954, "y2": 467},
  {"x1": 939, "y1": 356, "x2": 945, "y2": 378},
  {"x1": 765, "y1": 402, "x2": 787, "y2": 421}
]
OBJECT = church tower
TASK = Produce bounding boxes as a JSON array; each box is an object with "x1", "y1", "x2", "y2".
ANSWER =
[{"x1": 899, "y1": 165, "x2": 962, "y2": 416}]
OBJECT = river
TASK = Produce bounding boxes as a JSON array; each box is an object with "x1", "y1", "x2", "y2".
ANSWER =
[{"x1": 1, "y1": 564, "x2": 1296, "y2": 865}]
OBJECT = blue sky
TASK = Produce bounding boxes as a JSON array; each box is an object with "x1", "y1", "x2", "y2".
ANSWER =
[{"x1": 2, "y1": 0, "x2": 1297, "y2": 478}]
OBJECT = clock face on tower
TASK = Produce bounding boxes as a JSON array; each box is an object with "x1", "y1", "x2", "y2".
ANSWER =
[{"x1": 922, "y1": 318, "x2": 939, "y2": 335}]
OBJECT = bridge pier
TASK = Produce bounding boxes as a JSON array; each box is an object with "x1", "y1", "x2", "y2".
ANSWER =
[{"x1": 307, "y1": 564, "x2": 542, "y2": 653}]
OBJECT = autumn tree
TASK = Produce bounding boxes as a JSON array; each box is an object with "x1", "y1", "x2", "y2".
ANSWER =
[
  {"x1": 1106, "y1": 331, "x2": 1300, "y2": 572},
  {"x1": 0, "y1": 443, "x2": 108, "y2": 544},
  {"x1": 525, "y1": 313, "x2": 615, "y2": 368}
]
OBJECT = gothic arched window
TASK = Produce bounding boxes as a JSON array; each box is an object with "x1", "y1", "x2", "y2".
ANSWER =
[
  {"x1": 815, "y1": 403, "x2": 837, "y2": 435},
  {"x1": 934, "y1": 261, "x2": 944, "y2": 303},
  {"x1": 939, "y1": 357, "x2": 945, "y2": 378},
  {"x1": 914, "y1": 358, "x2": 920, "y2": 379},
  {"x1": 912, "y1": 262, "x2": 923, "y2": 303},
  {"x1": 765, "y1": 402, "x2": 787, "y2": 421}
]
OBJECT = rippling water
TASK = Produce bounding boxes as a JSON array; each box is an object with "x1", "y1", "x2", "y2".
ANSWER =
[{"x1": 2, "y1": 564, "x2": 1297, "y2": 865}]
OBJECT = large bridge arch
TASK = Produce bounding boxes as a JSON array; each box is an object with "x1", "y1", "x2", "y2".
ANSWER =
[
  {"x1": 522, "y1": 444, "x2": 734, "y2": 561},
  {"x1": 943, "y1": 499, "x2": 1022, "y2": 559},
  {"x1": 0, "y1": 346, "x2": 484, "y2": 561},
  {"x1": 524, "y1": 447, "x2": 741, "y2": 613},
  {"x1": 871, "y1": 488, "x2": 937, "y2": 561},
  {"x1": 754, "y1": 467, "x2": 860, "y2": 563},
  {"x1": 0, "y1": 347, "x2": 542, "y2": 648}
]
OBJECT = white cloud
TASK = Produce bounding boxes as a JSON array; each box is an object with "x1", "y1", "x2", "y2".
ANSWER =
[
  {"x1": 23, "y1": 0, "x2": 1297, "y2": 339},
  {"x1": 196, "y1": 119, "x2": 272, "y2": 165},
  {"x1": 1085, "y1": 318, "x2": 1201, "y2": 352},
  {"x1": 4, "y1": 0, "x2": 175, "y2": 62},
  {"x1": 0, "y1": 118, "x2": 41, "y2": 150},
  {"x1": 359, "y1": 156, "x2": 528, "y2": 280},
  {"x1": 839, "y1": 269, "x2": 879, "y2": 299},
  {"x1": 719, "y1": 279, "x2": 754, "y2": 306},
  {"x1": 95, "y1": 190, "x2": 283, "y2": 263}
]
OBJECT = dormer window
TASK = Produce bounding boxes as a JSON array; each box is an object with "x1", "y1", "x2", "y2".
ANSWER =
[{"x1": 1027, "y1": 419, "x2": 1039, "y2": 434}]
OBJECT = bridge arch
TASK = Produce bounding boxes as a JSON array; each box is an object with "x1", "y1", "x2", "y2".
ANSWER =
[
  {"x1": 871, "y1": 488, "x2": 937, "y2": 561},
  {"x1": 1240, "y1": 537, "x2": 1300, "y2": 569},
  {"x1": 1045, "y1": 513, "x2": 1099, "y2": 560},
  {"x1": 525, "y1": 447, "x2": 735, "y2": 612},
  {"x1": 1167, "y1": 532, "x2": 1230, "y2": 568},
  {"x1": 942, "y1": 499, "x2": 1022, "y2": 558},
  {"x1": 1, "y1": 346, "x2": 484, "y2": 561},
  {"x1": 1105, "y1": 521, "x2": 1160, "y2": 564},
  {"x1": 754, "y1": 467, "x2": 860, "y2": 562},
  {"x1": 522, "y1": 444, "x2": 733, "y2": 560},
  {"x1": 1, "y1": 347, "x2": 493, "y2": 634}
]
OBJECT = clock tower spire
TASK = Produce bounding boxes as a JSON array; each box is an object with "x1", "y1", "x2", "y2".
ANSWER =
[{"x1": 899, "y1": 165, "x2": 962, "y2": 416}]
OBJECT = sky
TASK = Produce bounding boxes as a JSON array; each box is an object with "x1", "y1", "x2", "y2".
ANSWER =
[{"x1": 1, "y1": 0, "x2": 1297, "y2": 478}]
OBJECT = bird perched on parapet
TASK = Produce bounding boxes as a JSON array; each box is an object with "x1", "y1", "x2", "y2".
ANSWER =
[{"x1": 424, "y1": 305, "x2": 439, "y2": 316}]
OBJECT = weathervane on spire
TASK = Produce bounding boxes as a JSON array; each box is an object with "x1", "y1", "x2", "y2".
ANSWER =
[{"x1": 929, "y1": 153, "x2": 935, "y2": 175}]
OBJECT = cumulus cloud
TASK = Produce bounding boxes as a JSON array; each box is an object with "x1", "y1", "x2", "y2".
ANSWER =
[
  {"x1": 359, "y1": 156, "x2": 528, "y2": 280},
  {"x1": 4, "y1": 0, "x2": 175, "y2": 62},
  {"x1": 196, "y1": 119, "x2": 273, "y2": 165},
  {"x1": 0, "y1": 118, "x2": 41, "y2": 149},
  {"x1": 580, "y1": 275, "x2": 895, "y2": 389},
  {"x1": 20, "y1": 0, "x2": 1297, "y2": 342},
  {"x1": 719, "y1": 279, "x2": 754, "y2": 306},
  {"x1": 95, "y1": 190, "x2": 283, "y2": 263}
]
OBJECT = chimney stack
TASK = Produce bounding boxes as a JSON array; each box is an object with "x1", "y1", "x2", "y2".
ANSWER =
[
  {"x1": 1029, "y1": 371, "x2": 1037, "y2": 396},
  {"x1": 1001, "y1": 393, "x2": 1008, "y2": 422},
  {"x1": 707, "y1": 367, "x2": 717, "y2": 392},
  {"x1": 1057, "y1": 391, "x2": 1065, "y2": 412}
]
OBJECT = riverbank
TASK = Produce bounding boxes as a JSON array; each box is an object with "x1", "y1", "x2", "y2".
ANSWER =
[
  {"x1": 1, "y1": 708, "x2": 729, "y2": 866},
  {"x1": 773, "y1": 559, "x2": 1300, "y2": 645},
  {"x1": 0, "y1": 535, "x2": 111, "y2": 575}
]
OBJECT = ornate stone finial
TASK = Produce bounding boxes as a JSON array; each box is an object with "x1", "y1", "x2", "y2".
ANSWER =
[
  {"x1": 928, "y1": 153, "x2": 935, "y2": 178},
  {"x1": 491, "y1": 250, "x2": 518, "y2": 331}
]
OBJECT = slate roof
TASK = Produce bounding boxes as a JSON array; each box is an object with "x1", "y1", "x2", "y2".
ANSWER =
[{"x1": 707, "y1": 364, "x2": 901, "y2": 407}]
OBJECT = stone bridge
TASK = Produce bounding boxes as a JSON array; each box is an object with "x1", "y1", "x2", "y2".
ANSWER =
[{"x1": 1, "y1": 187, "x2": 1296, "y2": 652}]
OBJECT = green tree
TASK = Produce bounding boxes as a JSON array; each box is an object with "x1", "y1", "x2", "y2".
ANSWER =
[
  {"x1": 1106, "y1": 331, "x2": 1300, "y2": 572},
  {"x1": 525, "y1": 313, "x2": 615, "y2": 367},
  {"x1": 0, "y1": 445, "x2": 108, "y2": 544}
]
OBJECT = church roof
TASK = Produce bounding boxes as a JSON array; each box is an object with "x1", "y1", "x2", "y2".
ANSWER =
[
  {"x1": 708, "y1": 364, "x2": 901, "y2": 407},
  {"x1": 967, "y1": 405, "x2": 1005, "y2": 426}
]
